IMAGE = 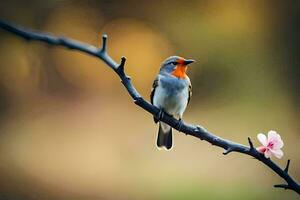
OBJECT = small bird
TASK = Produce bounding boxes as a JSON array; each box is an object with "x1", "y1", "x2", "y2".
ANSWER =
[{"x1": 150, "y1": 56, "x2": 194, "y2": 150}]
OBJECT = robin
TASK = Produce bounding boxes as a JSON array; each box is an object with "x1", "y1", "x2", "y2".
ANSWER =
[{"x1": 150, "y1": 56, "x2": 194, "y2": 150}]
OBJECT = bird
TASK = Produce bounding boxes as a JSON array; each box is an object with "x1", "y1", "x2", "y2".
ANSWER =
[{"x1": 150, "y1": 56, "x2": 194, "y2": 150}]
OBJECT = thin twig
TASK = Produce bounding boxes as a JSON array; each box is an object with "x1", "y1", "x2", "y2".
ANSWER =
[
  {"x1": 248, "y1": 137, "x2": 254, "y2": 149},
  {"x1": 284, "y1": 159, "x2": 291, "y2": 173},
  {"x1": 274, "y1": 184, "x2": 291, "y2": 190},
  {"x1": 0, "y1": 20, "x2": 299, "y2": 195},
  {"x1": 100, "y1": 34, "x2": 107, "y2": 53}
]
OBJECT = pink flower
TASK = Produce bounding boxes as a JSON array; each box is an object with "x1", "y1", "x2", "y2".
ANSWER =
[{"x1": 256, "y1": 130, "x2": 284, "y2": 159}]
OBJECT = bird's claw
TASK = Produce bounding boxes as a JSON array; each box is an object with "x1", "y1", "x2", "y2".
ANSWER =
[
  {"x1": 156, "y1": 109, "x2": 164, "y2": 121},
  {"x1": 176, "y1": 119, "x2": 184, "y2": 132}
]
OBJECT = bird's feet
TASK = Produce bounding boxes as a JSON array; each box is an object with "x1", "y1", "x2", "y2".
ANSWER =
[
  {"x1": 176, "y1": 119, "x2": 184, "y2": 132},
  {"x1": 156, "y1": 109, "x2": 165, "y2": 121}
]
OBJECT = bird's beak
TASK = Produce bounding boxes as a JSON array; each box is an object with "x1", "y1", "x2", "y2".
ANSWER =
[{"x1": 183, "y1": 59, "x2": 195, "y2": 65}]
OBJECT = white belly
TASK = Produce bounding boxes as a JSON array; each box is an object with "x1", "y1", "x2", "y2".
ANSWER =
[{"x1": 153, "y1": 85, "x2": 188, "y2": 118}]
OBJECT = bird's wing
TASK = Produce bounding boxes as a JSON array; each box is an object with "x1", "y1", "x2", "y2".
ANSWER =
[
  {"x1": 187, "y1": 82, "x2": 192, "y2": 106},
  {"x1": 150, "y1": 77, "x2": 159, "y2": 105},
  {"x1": 150, "y1": 77, "x2": 159, "y2": 123}
]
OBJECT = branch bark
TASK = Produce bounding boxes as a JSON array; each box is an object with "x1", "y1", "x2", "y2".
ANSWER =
[{"x1": 0, "y1": 20, "x2": 299, "y2": 195}]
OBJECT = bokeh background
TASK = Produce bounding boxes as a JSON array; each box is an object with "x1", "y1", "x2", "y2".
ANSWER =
[{"x1": 0, "y1": 0, "x2": 299, "y2": 199}]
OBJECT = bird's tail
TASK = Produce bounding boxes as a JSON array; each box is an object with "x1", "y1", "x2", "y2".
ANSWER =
[{"x1": 157, "y1": 122, "x2": 172, "y2": 150}]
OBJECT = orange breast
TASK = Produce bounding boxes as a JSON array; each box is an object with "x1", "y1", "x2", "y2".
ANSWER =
[{"x1": 172, "y1": 65, "x2": 187, "y2": 79}]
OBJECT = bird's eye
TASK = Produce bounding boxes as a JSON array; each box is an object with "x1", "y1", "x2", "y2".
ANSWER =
[{"x1": 171, "y1": 62, "x2": 177, "y2": 65}]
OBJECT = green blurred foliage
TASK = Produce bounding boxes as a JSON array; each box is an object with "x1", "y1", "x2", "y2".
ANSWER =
[{"x1": 0, "y1": 0, "x2": 299, "y2": 199}]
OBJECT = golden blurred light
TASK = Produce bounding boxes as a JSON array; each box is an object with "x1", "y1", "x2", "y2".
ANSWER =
[
  {"x1": 43, "y1": 2, "x2": 110, "y2": 93},
  {"x1": 101, "y1": 18, "x2": 174, "y2": 95},
  {"x1": 201, "y1": 1, "x2": 264, "y2": 37},
  {"x1": 0, "y1": 37, "x2": 40, "y2": 97}
]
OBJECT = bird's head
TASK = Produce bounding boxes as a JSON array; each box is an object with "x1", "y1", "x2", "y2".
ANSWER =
[{"x1": 160, "y1": 56, "x2": 194, "y2": 79}]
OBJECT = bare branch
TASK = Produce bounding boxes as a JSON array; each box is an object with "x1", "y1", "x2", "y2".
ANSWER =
[
  {"x1": 116, "y1": 56, "x2": 126, "y2": 75},
  {"x1": 248, "y1": 137, "x2": 254, "y2": 149},
  {"x1": 0, "y1": 20, "x2": 299, "y2": 195},
  {"x1": 284, "y1": 159, "x2": 291, "y2": 173},
  {"x1": 274, "y1": 184, "x2": 291, "y2": 190},
  {"x1": 100, "y1": 34, "x2": 107, "y2": 52}
]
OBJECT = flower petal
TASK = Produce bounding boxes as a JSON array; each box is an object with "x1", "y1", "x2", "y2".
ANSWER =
[
  {"x1": 257, "y1": 133, "x2": 268, "y2": 146},
  {"x1": 270, "y1": 149, "x2": 284, "y2": 159},
  {"x1": 264, "y1": 149, "x2": 272, "y2": 158},
  {"x1": 267, "y1": 130, "x2": 280, "y2": 141},
  {"x1": 256, "y1": 146, "x2": 267, "y2": 153},
  {"x1": 273, "y1": 139, "x2": 284, "y2": 150},
  {"x1": 268, "y1": 130, "x2": 284, "y2": 149}
]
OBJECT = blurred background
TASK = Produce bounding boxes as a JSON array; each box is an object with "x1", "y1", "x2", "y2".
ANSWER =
[{"x1": 0, "y1": 0, "x2": 299, "y2": 199}]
